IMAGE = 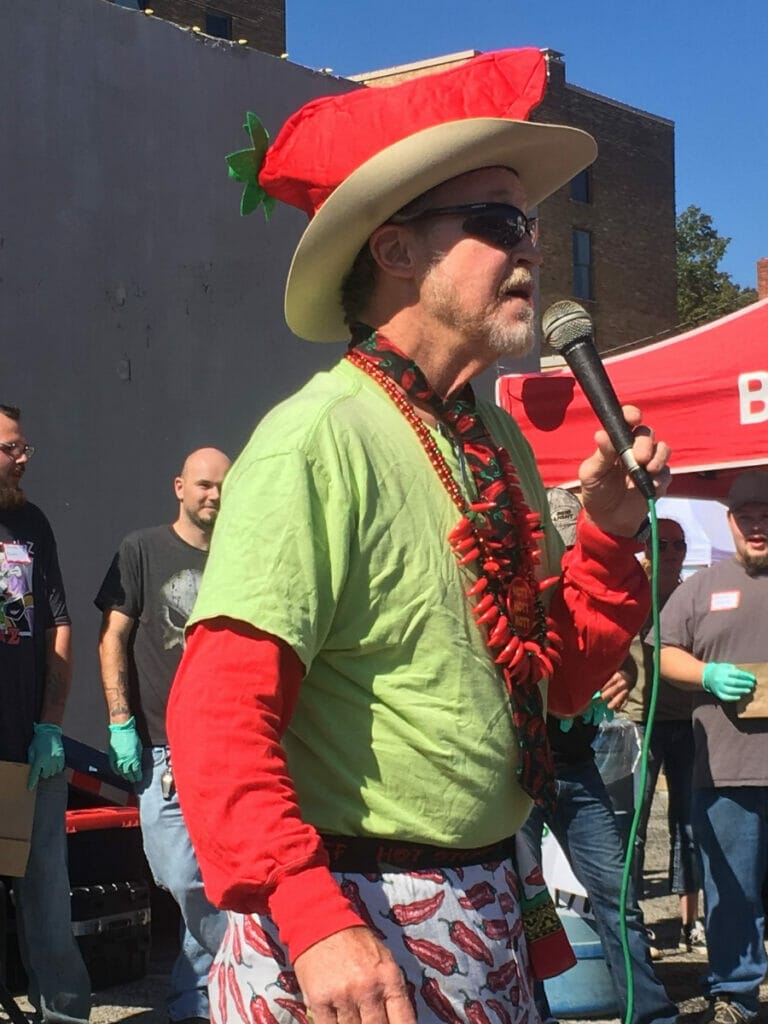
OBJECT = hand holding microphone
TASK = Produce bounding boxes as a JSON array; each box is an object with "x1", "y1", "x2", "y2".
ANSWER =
[{"x1": 542, "y1": 301, "x2": 671, "y2": 537}]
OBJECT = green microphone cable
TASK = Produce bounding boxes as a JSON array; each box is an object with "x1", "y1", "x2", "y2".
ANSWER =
[{"x1": 617, "y1": 499, "x2": 662, "y2": 1024}]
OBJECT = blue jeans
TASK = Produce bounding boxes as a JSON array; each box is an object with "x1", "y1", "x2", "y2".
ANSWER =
[
  {"x1": 522, "y1": 761, "x2": 678, "y2": 1024},
  {"x1": 692, "y1": 786, "x2": 768, "y2": 1019},
  {"x1": 632, "y1": 720, "x2": 701, "y2": 898},
  {"x1": 136, "y1": 747, "x2": 227, "y2": 1021},
  {"x1": 13, "y1": 773, "x2": 91, "y2": 1024}
]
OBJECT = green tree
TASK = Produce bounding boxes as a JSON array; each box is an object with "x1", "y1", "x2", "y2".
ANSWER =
[{"x1": 676, "y1": 205, "x2": 757, "y2": 328}]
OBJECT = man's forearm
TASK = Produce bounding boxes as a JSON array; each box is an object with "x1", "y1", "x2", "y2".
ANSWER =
[
  {"x1": 658, "y1": 646, "x2": 706, "y2": 687},
  {"x1": 98, "y1": 632, "x2": 133, "y2": 723},
  {"x1": 42, "y1": 624, "x2": 73, "y2": 725}
]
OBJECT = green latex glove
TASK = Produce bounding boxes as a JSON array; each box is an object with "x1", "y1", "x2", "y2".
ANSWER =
[
  {"x1": 108, "y1": 717, "x2": 144, "y2": 783},
  {"x1": 581, "y1": 691, "x2": 615, "y2": 728},
  {"x1": 27, "y1": 722, "x2": 65, "y2": 790},
  {"x1": 702, "y1": 663, "x2": 756, "y2": 702},
  {"x1": 559, "y1": 691, "x2": 614, "y2": 733}
]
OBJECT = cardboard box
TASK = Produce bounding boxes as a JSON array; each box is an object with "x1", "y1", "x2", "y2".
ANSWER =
[
  {"x1": 0, "y1": 761, "x2": 36, "y2": 876},
  {"x1": 735, "y1": 664, "x2": 768, "y2": 719}
]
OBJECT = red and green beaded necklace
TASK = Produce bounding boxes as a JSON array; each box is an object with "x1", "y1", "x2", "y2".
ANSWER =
[{"x1": 346, "y1": 331, "x2": 563, "y2": 809}]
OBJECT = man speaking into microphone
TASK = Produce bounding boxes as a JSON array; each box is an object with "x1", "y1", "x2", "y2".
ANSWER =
[{"x1": 167, "y1": 48, "x2": 672, "y2": 1024}]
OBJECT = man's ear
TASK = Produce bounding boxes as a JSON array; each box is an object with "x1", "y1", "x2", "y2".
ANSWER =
[
  {"x1": 368, "y1": 223, "x2": 420, "y2": 280},
  {"x1": 174, "y1": 476, "x2": 184, "y2": 501}
]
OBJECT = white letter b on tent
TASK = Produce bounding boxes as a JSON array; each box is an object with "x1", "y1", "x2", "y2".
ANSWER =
[{"x1": 739, "y1": 372, "x2": 768, "y2": 425}]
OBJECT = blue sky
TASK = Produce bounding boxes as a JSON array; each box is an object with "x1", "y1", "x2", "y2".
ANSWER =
[{"x1": 286, "y1": 0, "x2": 766, "y2": 292}]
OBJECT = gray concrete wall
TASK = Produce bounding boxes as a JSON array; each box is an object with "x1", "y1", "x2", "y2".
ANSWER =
[{"x1": 1, "y1": 0, "x2": 356, "y2": 745}]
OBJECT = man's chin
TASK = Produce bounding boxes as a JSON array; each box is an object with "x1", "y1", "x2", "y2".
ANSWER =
[
  {"x1": 0, "y1": 484, "x2": 26, "y2": 511},
  {"x1": 742, "y1": 547, "x2": 768, "y2": 576},
  {"x1": 189, "y1": 510, "x2": 218, "y2": 532},
  {"x1": 487, "y1": 325, "x2": 534, "y2": 359}
]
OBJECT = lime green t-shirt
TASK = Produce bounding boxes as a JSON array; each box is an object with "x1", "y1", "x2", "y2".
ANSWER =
[{"x1": 190, "y1": 359, "x2": 562, "y2": 847}]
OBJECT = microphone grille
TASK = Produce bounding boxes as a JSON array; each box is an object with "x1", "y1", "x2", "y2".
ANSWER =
[{"x1": 542, "y1": 300, "x2": 593, "y2": 352}]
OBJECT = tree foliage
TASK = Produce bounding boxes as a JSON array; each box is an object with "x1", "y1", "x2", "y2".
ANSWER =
[{"x1": 676, "y1": 205, "x2": 757, "y2": 329}]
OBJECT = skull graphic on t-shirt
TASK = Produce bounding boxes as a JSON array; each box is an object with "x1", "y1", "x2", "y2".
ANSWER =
[{"x1": 159, "y1": 568, "x2": 203, "y2": 651}]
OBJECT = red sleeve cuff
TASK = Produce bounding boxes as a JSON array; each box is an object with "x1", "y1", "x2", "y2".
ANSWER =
[
  {"x1": 268, "y1": 864, "x2": 366, "y2": 962},
  {"x1": 563, "y1": 511, "x2": 648, "y2": 604},
  {"x1": 576, "y1": 510, "x2": 645, "y2": 562}
]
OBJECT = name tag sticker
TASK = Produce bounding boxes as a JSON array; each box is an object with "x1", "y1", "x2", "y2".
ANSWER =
[
  {"x1": 710, "y1": 590, "x2": 740, "y2": 611},
  {"x1": 2, "y1": 544, "x2": 31, "y2": 564}
]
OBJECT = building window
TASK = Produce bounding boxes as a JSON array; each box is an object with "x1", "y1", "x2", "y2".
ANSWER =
[
  {"x1": 205, "y1": 10, "x2": 233, "y2": 38},
  {"x1": 570, "y1": 168, "x2": 591, "y2": 204},
  {"x1": 572, "y1": 229, "x2": 593, "y2": 301}
]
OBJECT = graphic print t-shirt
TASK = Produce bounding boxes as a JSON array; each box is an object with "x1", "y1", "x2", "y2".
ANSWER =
[
  {"x1": 94, "y1": 526, "x2": 208, "y2": 746},
  {"x1": 0, "y1": 502, "x2": 69, "y2": 762}
]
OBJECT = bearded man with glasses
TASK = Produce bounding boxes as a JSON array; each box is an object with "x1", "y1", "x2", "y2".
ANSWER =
[
  {"x1": 0, "y1": 403, "x2": 91, "y2": 1024},
  {"x1": 166, "y1": 49, "x2": 672, "y2": 1024}
]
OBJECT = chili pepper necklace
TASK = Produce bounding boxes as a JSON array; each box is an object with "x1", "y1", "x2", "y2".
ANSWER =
[{"x1": 346, "y1": 331, "x2": 563, "y2": 809}]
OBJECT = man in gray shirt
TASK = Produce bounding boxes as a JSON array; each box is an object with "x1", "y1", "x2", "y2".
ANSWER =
[{"x1": 658, "y1": 470, "x2": 768, "y2": 1024}]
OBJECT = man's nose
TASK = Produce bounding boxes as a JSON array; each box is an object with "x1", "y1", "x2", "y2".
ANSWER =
[{"x1": 513, "y1": 235, "x2": 543, "y2": 268}]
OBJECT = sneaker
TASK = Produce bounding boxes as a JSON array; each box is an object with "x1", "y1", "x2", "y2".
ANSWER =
[
  {"x1": 679, "y1": 919, "x2": 708, "y2": 955},
  {"x1": 700, "y1": 997, "x2": 749, "y2": 1024},
  {"x1": 645, "y1": 926, "x2": 663, "y2": 961}
]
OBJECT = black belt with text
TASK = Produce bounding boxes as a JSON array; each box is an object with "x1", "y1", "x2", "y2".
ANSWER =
[{"x1": 320, "y1": 833, "x2": 516, "y2": 873}]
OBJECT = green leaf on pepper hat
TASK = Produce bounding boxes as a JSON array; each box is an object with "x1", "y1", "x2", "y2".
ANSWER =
[{"x1": 225, "y1": 112, "x2": 276, "y2": 219}]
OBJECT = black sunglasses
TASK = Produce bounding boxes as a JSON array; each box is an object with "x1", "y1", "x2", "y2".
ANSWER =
[
  {"x1": 657, "y1": 539, "x2": 687, "y2": 552},
  {"x1": 390, "y1": 202, "x2": 538, "y2": 251}
]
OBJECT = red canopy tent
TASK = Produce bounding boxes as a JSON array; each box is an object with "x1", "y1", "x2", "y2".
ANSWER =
[{"x1": 497, "y1": 299, "x2": 768, "y2": 500}]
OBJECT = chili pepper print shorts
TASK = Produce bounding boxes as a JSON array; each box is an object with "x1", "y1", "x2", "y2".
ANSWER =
[{"x1": 210, "y1": 859, "x2": 540, "y2": 1024}]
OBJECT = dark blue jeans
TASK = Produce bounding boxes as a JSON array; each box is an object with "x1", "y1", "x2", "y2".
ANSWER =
[
  {"x1": 522, "y1": 761, "x2": 678, "y2": 1024},
  {"x1": 692, "y1": 785, "x2": 768, "y2": 1019},
  {"x1": 632, "y1": 720, "x2": 701, "y2": 898}
]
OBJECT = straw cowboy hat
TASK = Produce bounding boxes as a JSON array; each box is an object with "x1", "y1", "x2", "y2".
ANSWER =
[{"x1": 228, "y1": 48, "x2": 597, "y2": 343}]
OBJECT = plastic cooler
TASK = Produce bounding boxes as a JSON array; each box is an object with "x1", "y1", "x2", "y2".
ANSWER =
[
  {"x1": 67, "y1": 807, "x2": 151, "y2": 989},
  {"x1": 543, "y1": 907, "x2": 619, "y2": 1018},
  {"x1": 66, "y1": 805, "x2": 146, "y2": 885}
]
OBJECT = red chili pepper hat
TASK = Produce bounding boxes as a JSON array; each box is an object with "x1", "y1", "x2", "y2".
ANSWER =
[{"x1": 254, "y1": 48, "x2": 597, "y2": 342}]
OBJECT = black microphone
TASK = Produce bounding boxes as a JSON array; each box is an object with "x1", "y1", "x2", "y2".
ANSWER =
[{"x1": 542, "y1": 300, "x2": 656, "y2": 501}]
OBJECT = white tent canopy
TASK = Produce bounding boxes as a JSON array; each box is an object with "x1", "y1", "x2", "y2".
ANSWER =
[{"x1": 654, "y1": 497, "x2": 735, "y2": 569}]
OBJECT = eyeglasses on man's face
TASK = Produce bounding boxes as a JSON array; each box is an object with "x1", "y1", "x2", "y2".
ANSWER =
[
  {"x1": 658, "y1": 539, "x2": 686, "y2": 552},
  {"x1": 390, "y1": 202, "x2": 539, "y2": 252},
  {"x1": 0, "y1": 441, "x2": 35, "y2": 460}
]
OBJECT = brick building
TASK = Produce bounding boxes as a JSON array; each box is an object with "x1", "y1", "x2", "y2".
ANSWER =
[
  {"x1": 109, "y1": 0, "x2": 285, "y2": 55},
  {"x1": 352, "y1": 49, "x2": 677, "y2": 356},
  {"x1": 758, "y1": 258, "x2": 768, "y2": 300}
]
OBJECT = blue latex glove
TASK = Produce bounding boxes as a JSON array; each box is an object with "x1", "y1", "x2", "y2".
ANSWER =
[
  {"x1": 558, "y1": 717, "x2": 575, "y2": 733},
  {"x1": 581, "y1": 691, "x2": 615, "y2": 728},
  {"x1": 108, "y1": 717, "x2": 144, "y2": 783},
  {"x1": 27, "y1": 722, "x2": 65, "y2": 790},
  {"x1": 702, "y1": 663, "x2": 756, "y2": 702}
]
